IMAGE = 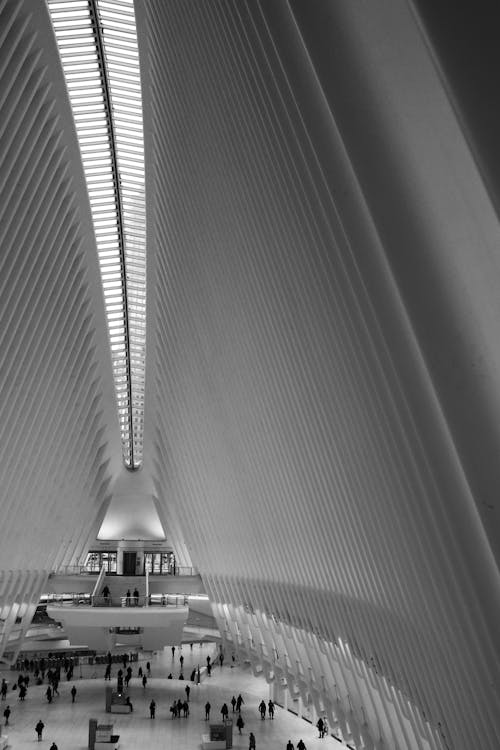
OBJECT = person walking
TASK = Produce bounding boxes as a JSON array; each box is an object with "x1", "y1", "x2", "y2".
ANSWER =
[
  {"x1": 236, "y1": 693, "x2": 244, "y2": 712},
  {"x1": 185, "y1": 684, "x2": 190, "y2": 701},
  {"x1": 221, "y1": 702, "x2": 229, "y2": 720},
  {"x1": 249, "y1": 731, "x2": 256, "y2": 750},
  {"x1": 146, "y1": 661, "x2": 151, "y2": 676},
  {"x1": 268, "y1": 699, "x2": 275, "y2": 719},
  {"x1": 46, "y1": 685, "x2": 52, "y2": 703},
  {"x1": 150, "y1": 699, "x2": 156, "y2": 718},
  {"x1": 259, "y1": 699, "x2": 266, "y2": 719},
  {"x1": 142, "y1": 674, "x2": 147, "y2": 689},
  {"x1": 35, "y1": 718, "x2": 45, "y2": 741},
  {"x1": 231, "y1": 695, "x2": 237, "y2": 712},
  {"x1": 316, "y1": 717, "x2": 324, "y2": 737},
  {"x1": 286, "y1": 741, "x2": 294, "y2": 750},
  {"x1": 3, "y1": 705, "x2": 10, "y2": 725},
  {"x1": 1, "y1": 679, "x2": 7, "y2": 700},
  {"x1": 71, "y1": 685, "x2": 77, "y2": 703},
  {"x1": 297, "y1": 740, "x2": 306, "y2": 750},
  {"x1": 180, "y1": 654, "x2": 184, "y2": 669},
  {"x1": 205, "y1": 701, "x2": 211, "y2": 720},
  {"x1": 236, "y1": 714, "x2": 245, "y2": 734},
  {"x1": 102, "y1": 585, "x2": 110, "y2": 603}
]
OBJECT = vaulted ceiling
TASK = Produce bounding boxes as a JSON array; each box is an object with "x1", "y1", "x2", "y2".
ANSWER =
[{"x1": 1, "y1": 1, "x2": 500, "y2": 749}]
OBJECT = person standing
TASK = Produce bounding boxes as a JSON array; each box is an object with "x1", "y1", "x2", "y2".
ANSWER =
[
  {"x1": 46, "y1": 686, "x2": 52, "y2": 703},
  {"x1": 146, "y1": 661, "x2": 151, "y2": 676},
  {"x1": 205, "y1": 701, "x2": 211, "y2": 720},
  {"x1": 133, "y1": 588, "x2": 139, "y2": 606},
  {"x1": 102, "y1": 585, "x2": 110, "y2": 603},
  {"x1": 268, "y1": 699, "x2": 275, "y2": 719},
  {"x1": 236, "y1": 714, "x2": 245, "y2": 734},
  {"x1": 35, "y1": 719, "x2": 45, "y2": 741},
  {"x1": 49, "y1": 744, "x2": 58, "y2": 750},
  {"x1": 142, "y1": 674, "x2": 147, "y2": 689},
  {"x1": 286, "y1": 741, "x2": 294, "y2": 750},
  {"x1": 249, "y1": 731, "x2": 256, "y2": 750},
  {"x1": 3, "y1": 705, "x2": 10, "y2": 725},
  {"x1": 125, "y1": 589, "x2": 131, "y2": 606},
  {"x1": 180, "y1": 654, "x2": 184, "y2": 669},
  {"x1": 185, "y1": 684, "x2": 190, "y2": 701},
  {"x1": 236, "y1": 694, "x2": 244, "y2": 712},
  {"x1": 231, "y1": 695, "x2": 237, "y2": 712},
  {"x1": 150, "y1": 699, "x2": 156, "y2": 718},
  {"x1": 71, "y1": 685, "x2": 77, "y2": 703},
  {"x1": 259, "y1": 699, "x2": 266, "y2": 719},
  {"x1": 221, "y1": 702, "x2": 229, "y2": 720},
  {"x1": 1, "y1": 679, "x2": 7, "y2": 700},
  {"x1": 297, "y1": 740, "x2": 306, "y2": 750}
]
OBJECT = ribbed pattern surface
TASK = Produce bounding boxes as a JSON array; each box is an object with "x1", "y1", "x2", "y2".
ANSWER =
[
  {"x1": 140, "y1": 1, "x2": 500, "y2": 749},
  {"x1": 0, "y1": 0, "x2": 120, "y2": 660}
]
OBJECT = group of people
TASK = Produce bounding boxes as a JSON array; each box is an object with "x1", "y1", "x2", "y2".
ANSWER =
[
  {"x1": 286, "y1": 740, "x2": 307, "y2": 750},
  {"x1": 258, "y1": 698, "x2": 275, "y2": 719}
]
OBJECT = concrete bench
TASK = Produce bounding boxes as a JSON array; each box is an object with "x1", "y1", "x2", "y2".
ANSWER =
[
  {"x1": 201, "y1": 734, "x2": 226, "y2": 750},
  {"x1": 110, "y1": 704, "x2": 132, "y2": 713}
]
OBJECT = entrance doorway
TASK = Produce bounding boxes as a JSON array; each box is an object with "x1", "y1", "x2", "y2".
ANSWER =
[{"x1": 123, "y1": 551, "x2": 137, "y2": 575}]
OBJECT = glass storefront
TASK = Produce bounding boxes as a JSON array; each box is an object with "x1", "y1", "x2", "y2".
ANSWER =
[
  {"x1": 144, "y1": 552, "x2": 175, "y2": 575},
  {"x1": 85, "y1": 551, "x2": 117, "y2": 573}
]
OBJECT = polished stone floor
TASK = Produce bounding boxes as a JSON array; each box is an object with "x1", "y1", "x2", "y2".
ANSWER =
[{"x1": 0, "y1": 643, "x2": 346, "y2": 750}]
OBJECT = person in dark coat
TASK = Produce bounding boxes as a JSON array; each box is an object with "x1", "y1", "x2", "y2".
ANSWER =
[
  {"x1": 205, "y1": 701, "x2": 211, "y2": 720},
  {"x1": 221, "y1": 702, "x2": 229, "y2": 720},
  {"x1": 236, "y1": 714, "x2": 245, "y2": 734},
  {"x1": 35, "y1": 719, "x2": 45, "y2": 741},
  {"x1": 71, "y1": 685, "x2": 77, "y2": 703},
  {"x1": 150, "y1": 699, "x2": 156, "y2": 718},
  {"x1": 3, "y1": 705, "x2": 10, "y2": 725}
]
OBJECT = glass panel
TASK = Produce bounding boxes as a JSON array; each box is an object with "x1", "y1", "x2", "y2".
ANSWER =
[{"x1": 47, "y1": 0, "x2": 145, "y2": 470}]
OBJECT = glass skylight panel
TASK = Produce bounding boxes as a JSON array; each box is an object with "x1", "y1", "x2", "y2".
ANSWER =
[{"x1": 47, "y1": 0, "x2": 146, "y2": 469}]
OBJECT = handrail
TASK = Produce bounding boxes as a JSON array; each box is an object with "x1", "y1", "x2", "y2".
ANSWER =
[
  {"x1": 50, "y1": 565, "x2": 199, "y2": 577},
  {"x1": 92, "y1": 565, "x2": 107, "y2": 599},
  {"x1": 45, "y1": 593, "x2": 189, "y2": 608}
]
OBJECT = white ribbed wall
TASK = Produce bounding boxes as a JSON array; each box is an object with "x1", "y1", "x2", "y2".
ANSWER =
[
  {"x1": 0, "y1": 0, "x2": 121, "y2": 659},
  {"x1": 139, "y1": 2, "x2": 500, "y2": 748}
]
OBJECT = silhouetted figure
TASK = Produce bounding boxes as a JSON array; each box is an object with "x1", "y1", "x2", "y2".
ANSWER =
[
  {"x1": 185, "y1": 684, "x2": 190, "y2": 701},
  {"x1": 221, "y1": 702, "x2": 229, "y2": 720},
  {"x1": 236, "y1": 714, "x2": 245, "y2": 734},
  {"x1": 46, "y1": 686, "x2": 52, "y2": 703},
  {"x1": 249, "y1": 731, "x2": 256, "y2": 750},
  {"x1": 102, "y1": 585, "x2": 110, "y2": 603},
  {"x1": 268, "y1": 699, "x2": 275, "y2": 719},
  {"x1": 126, "y1": 696, "x2": 133, "y2": 712},
  {"x1": 205, "y1": 701, "x2": 211, "y2": 720},
  {"x1": 231, "y1": 695, "x2": 237, "y2": 712},
  {"x1": 3, "y1": 705, "x2": 10, "y2": 725},
  {"x1": 142, "y1": 674, "x2": 147, "y2": 688},
  {"x1": 150, "y1": 699, "x2": 156, "y2": 718},
  {"x1": 147, "y1": 661, "x2": 151, "y2": 676},
  {"x1": 133, "y1": 588, "x2": 139, "y2": 606},
  {"x1": 71, "y1": 685, "x2": 77, "y2": 703},
  {"x1": 236, "y1": 694, "x2": 244, "y2": 712},
  {"x1": 316, "y1": 717, "x2": 324, "y2": 737},
  {"x1": 259, "y1": 700, "x2": 266, "y2": 719},
  {"x1": 286, "y1": 741, "x2": 294, "y2": 750},
  {"x1": 297, "y1": 740, "x2": 306, "y2": 750},
  {"x1": 35, "y1": 719, "x2": 45, "y2": 741}
]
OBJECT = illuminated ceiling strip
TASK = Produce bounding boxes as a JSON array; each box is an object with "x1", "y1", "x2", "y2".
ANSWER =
[{"x1": 47, "y1": 0, "x2": 146, "y2": 469}]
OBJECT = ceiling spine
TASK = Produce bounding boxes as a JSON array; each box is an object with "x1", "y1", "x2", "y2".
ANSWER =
[{"x1": 47, "y1": 0, "x2": 146, "y2": 470}]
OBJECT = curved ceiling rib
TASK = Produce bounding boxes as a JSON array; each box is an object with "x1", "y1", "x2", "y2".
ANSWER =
[{"x1": 47, "y1": 0, "x2": 146, "y2": 470}]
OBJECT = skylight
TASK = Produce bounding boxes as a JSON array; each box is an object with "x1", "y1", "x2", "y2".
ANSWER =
[{"x1": 47, "y1": 0, "x2": 146, "y2": 469}]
